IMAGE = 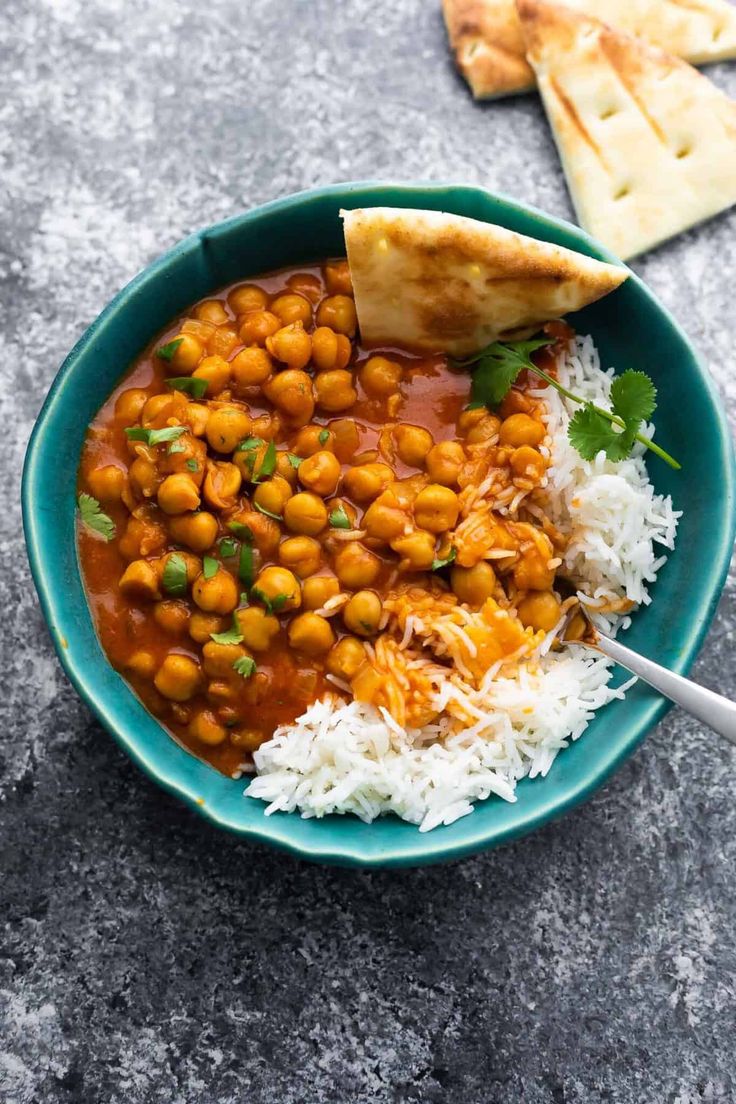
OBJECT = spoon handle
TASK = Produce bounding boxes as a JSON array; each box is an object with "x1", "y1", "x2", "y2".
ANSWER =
[{"x1": 592, "y1": 632, "x2": 736, "y2": 746}]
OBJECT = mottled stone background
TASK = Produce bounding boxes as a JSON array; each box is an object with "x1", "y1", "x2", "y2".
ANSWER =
[{"x1": 2, "y1": 0, "x2": 736, "y2": 1101}]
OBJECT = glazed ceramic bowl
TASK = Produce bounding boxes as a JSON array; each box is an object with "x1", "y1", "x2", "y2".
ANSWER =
[{"x1": 22, "y1": 182, "x2": 736, "y2": 867}]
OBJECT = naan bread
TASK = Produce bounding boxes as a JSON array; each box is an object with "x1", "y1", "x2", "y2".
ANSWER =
[
  {"x1": 340, "y1": 207, "x2": 627, "y2": 356},
  {"x1": 443, "y1": 0, "x2": 736, "y2": 100},
  {"x1": 518, "y1": 0, "x2": 736, "y2": 259}
]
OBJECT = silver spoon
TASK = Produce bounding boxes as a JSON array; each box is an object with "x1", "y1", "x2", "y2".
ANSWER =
[{"x1": 561, "y1": 605, "x2": 736, "y2": 746}]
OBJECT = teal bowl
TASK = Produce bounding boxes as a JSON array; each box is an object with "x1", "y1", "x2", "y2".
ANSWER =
[{"x1": 22, "y1": 182, "x2": 736, "y2": 867}]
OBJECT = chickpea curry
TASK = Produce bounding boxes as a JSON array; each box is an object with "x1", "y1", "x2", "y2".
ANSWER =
[{"x1": 78, "y1": 260, "x2": 574, "y2": 778}]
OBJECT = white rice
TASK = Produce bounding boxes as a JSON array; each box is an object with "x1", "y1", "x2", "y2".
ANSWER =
[{"x1": 246, "y1": 336, "x2": 680, "y2": 831}]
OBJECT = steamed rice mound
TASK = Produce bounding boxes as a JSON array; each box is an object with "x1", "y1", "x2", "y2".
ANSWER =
[{"x1": 246, "y1": 336, "x2": 680, "y2": 831}]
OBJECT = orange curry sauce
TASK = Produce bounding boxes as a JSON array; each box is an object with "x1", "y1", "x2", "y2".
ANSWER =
[{"x1": 77, "y1": 261, "x2": 564, "y2": 777}]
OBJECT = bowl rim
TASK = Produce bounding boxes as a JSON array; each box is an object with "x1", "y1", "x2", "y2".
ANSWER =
[{"x1": 22, "y1": 180, "x2": 736, "y2": 867}]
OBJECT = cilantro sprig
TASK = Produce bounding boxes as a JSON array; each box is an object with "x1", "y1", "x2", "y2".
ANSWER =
[
  {"x1": 453, "y1": 338, "x2": 679, "y2": 470},
  {"x1": 77, "y1": 493, "x2": 115, "y2": 541}
]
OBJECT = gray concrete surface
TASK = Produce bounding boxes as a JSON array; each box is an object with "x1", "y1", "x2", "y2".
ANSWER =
[{"x1": 2, "y1": 1, "x2": 736, "y2": 1100}]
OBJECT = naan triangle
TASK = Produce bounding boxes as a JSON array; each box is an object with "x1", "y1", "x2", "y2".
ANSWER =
[
  {"x1": 518, "y1": 0, "x2": 736, "y2": 259},
  {"x1": 341, "y1": 206, "x2": 627, "y2": 356},
  {"x1": 443, "y1": 0, "x2": 736, "y2": 100}
]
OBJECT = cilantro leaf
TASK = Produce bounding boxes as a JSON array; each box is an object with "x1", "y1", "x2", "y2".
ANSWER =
[
  {"x1": 235, "y1": 436, "x2": 265, "y2": 453},
  {"x1": 463, "y1": 337, "x2": 553, "y2": 409},
  {"x1": 77, "y1": 493, "x2": 115, "y2": 541},
  {"x1": 610, "y1": 370, "x2": 657, "y2": 425},
  {"x1": 166, "y1": 376, "x2": 208, "y2": 399},
  {"x1": 228, "y1": 520, "x2": 254, "y2": 542},
  {"x1": 270, "y1": 594, "x2": 290, "y2": 613},
  {"x1": 431, "y1": 546, "x2": 457, "y2": 571},
  {"x1": 125, "y1": 425, "x2": 187, "y2": 447},
  {"x1": 318, "y1": 429, "x2": 330, "y2": 446},
  {"x1": 162, "y1": 552, "x2": 188, "y2": 596},
  {"x1": 210, "y1": 617, "x2": 244, "y2": 645},
  {"x1": 168, "y1": 439, "x2": 186, "y2": 455},
  {"x1": 233, "y1": 656, "x2": 256, "y2": 679},
  {"x1": 254, "y1": 439, "x2": 277, "y2": 483},
  {"x1": 329, "y1": 505, "x2": 351, "y2": 529},
  {"x1": 287, "y1": 453, "x2": 302, "y2": 470},
  {"x1": 219, "y1": 537, "x2": 238, "y2": 559},
  {"x1": 185, "y1": 459, "x2": 198, "y2": 472},
  {"x1": 238, "y1": 542, "x2": 254, "y2": 589},
  {"x1": 156, "y1": 337, "x2": 184, "y2": 362},
  {"x1": 250, "y1": 587, "x2": 290, "y2": 615},
  {"x1": 253, "y1": 502, "x2": 282, "y2": 521},
  {"x1": 202, "y1": 555, "x2": 219, "y2": 579},
  {"x1": 567, "y1": 407, "x2": 626, "y2": 461}
]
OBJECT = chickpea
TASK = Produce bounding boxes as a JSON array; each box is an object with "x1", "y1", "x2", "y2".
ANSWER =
[
  {"x1": 392, "y1": 530, "x2": 436, "y2": 570},
  {"x1": 302, "y1": 575, "x2": 340, "y2": 610},
  {"x1": 510, "y1": 446, "x2": 546, "y2": 482},
  {"x1": 127, "y1": 456, "x2": 157, "y2": 499},
  {"x1": 387, "y1": 475, "x2": 426, "y2": 510},
  {"x1": 118, "y1": 516, "x2": 167, "y2": 560},
  {"x1": 166, "y1": 333, "x2": 203, "y2": 374},
  {"x1": 119, "y1": 559, "x2": 161, "y2": 600},
  {"x1": 181, "y1": 318, "x2": 215, "y2": 344},
  {"x1": 313, "y1": 369, "x2": 357, "y2": 413},
  {"x1": 326, "y1": 636, "x2": 366, "y2": 680},
  {"x1": 266, "y1": 322, "x2": 312, "y2": 370},
  {"x1": 230, "y1": 510, "x2": 281, "y2": 557},
  {"x1": 160, "y1": 550, "x2": 201, "y2": 587},
  {"x1": 499, "y1": 413, "x2": 545, "y2": 448},
  {"x1": 192, "y1": 566, "x2": 239, "y2": 614},
  {"x1": 250, "y1": 411, "x2": 282, "y2": 441},
  {"x1": 228, "y1": 283, "x2": 268, "y2": 316},
  {"x1": 278, "y1": 535, "x2": 322, "y2": 578},
  {"x1": 511, "y1": 524, "x2": 555, "y2": 591},
  {"x1": 330, "y1": 418, "x2": 360, "y2": 462},
  {"x1": 517, "y1": 591, "x2": 561, "y2": 633},
  {"x1": 270, "y1": 293, "x2": 312, "y2": 328},
  {"x1": 231, "y1": 346, "x2": 273, "y2": 391},
  {"x1": 316, "y1": 294, "x2": 357, "y2": 336},
  {"x1": 413, "y1": 485, "x2": 460, "y2": 533},
  {"x1": 87, "y1": 464, "x2": 126, "y2": 504},
  {"x1": 466, "y1": 413, "x2": 501, "y2": 445},
  {"x1": 456, "y1": 408, "x2": 487, "y2": 436},
  {"x1": 167, "y1": 511, "x2": 218, "y2": 553},
  {"x1": 189, "y1": 610, "x2": 227, "y2": 643},
  {"x1": 189, "y1": 708, "x2": 228, "y2": 746},
  {"x1": 426, "y1": 441, "x2": 465, "y2": 487},
  {"x1": 115, "y1": 387, "x2": 148, "y2": 424},
  {"x1": 253, "y1": 565, "x2": 301, "y2": 611},
  {"x1": 342, "y1": 463, "x2": 393, "y2": 503},
  {"x1": 343, "y1": 590, "x2": 383, "y2": 636},
  {"x1": 194, "y1": 299, "x2": 229, "y2": 325},
  {"x1": 287, "y1": 612, "x2": 335, "y2": 656},
  {"x1": 298, "y1": 450, "x2": 341, "y2": 497},
  {"x1": 324, "y1": 260, "x2": 353, "y2": 296},
  {"x1": 284, "y1": 492, "x2": 328, "y2": 536},
  {"x1": 362, "y1": 498, "x2": 407, "y2": 542},
  {"x1": 292, "y1": 425, "x2": 333, "y2": 458},
  {"x1": 158, "y1": 473, "x2": 201, "y2": 516},
  {"x1": 234, "y1": 606, "x2": 280, "y2": 651},
  {"x1": 564, "y1": 612, "x2": 587, "y2": 642},
  {"x1": 193, "y1": 355, "x2": 231, "y2": 395},
  {"x1": 393, "y1": 425, "x2": 433, "y2": 468},
  {"x1": 360, "y1": 356, "x2": 402, "y2": 398},
  {"x1": 153, "y1": 599, "x2": 190, "y2": 635},
  {"x1": 311, "y1": 327, "x2": 352, "y2": 372},
  {"x1": 238, "y1": 310, "x2": 280, "y2": 347},
  {"x1": 127, "y1": 650, "x2": 157, "y2": 679},
  {"x1": 184, "y1": 403, "x2": 210, "y2": 438},
  {"x1": 286, "y1": 272, "x2": 322, "y2": 302},
  {"x1": 141, "y1": 392, "x2": 187, "y2": 428},
  {"x1": 253, "y1": 475, "x2": 292, "y2": 517},
  {"x1": 154, "y1": 654, "x2": 201, "y2": 702},
  {"x1": 451, "y1": 562, "x2": 497, "y2": 607},
  {"x1": 263, "y1": 369, "x2": 315, "y2": 425},
  {"x1": 275, "y1": 451, "x2": 300, "y2": 485},
  {"x1": 205, "y1": 407, "x2": 250, "y2": 454},
  {"x1": 202, "y1": 640, "x2": 250, "y2": 678},
  {"x1": 202, "y1": 461, "x2": 242, "y2": 511},
  {"x1": 334, "y1": 542, "x2": 380, "y2": 588}
]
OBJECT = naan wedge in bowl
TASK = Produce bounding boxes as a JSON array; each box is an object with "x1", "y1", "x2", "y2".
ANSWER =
[
  {"x1": 443, "y1": 0, "x2": 736, "y2": 100},
  {"x1": 341, "y1": 206, "x2": 627, "y2": 356},
  {"x1": 518, "y1": 0, "x2": 736, "y2": 260}
]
